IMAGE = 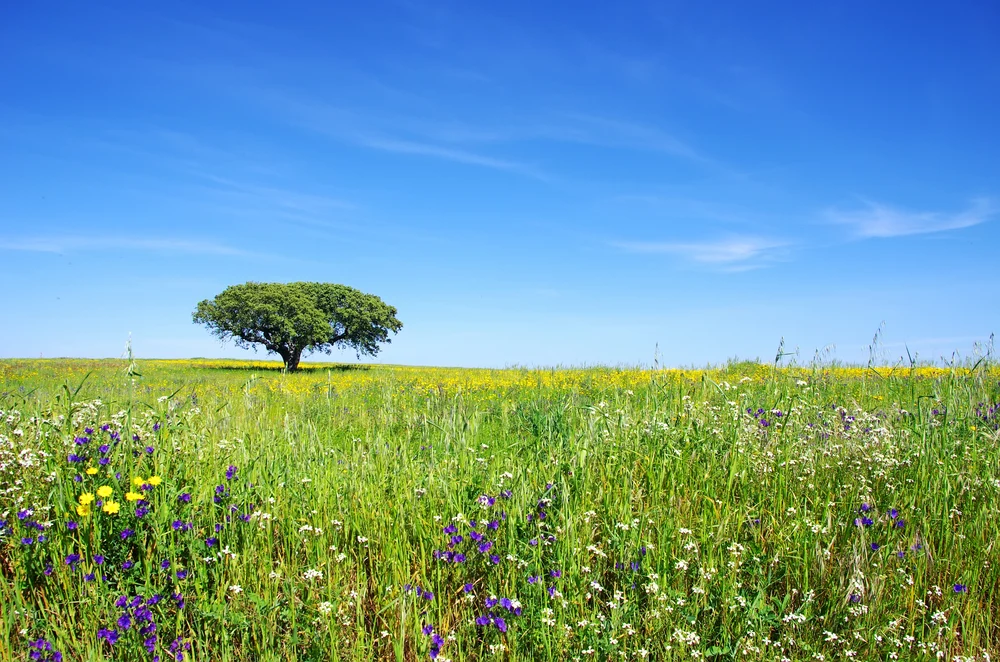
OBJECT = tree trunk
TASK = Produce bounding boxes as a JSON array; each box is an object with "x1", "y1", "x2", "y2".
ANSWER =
[{"x1": 283, "y1": 347, "x2": 303, "y2": 372}]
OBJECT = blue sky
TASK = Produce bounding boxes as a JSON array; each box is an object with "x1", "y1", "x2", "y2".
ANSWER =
[{"x1": 1, "y1": 1, "x2": 998, "y2": 367}]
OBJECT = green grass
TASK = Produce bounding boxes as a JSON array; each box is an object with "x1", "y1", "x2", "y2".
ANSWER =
[{"x1": 1, "y1": 358, "x2": 999, "y2": 661}]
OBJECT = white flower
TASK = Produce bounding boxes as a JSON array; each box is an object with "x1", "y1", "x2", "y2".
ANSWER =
[
  {"x1": 229, "y1": 585, "x2": 243, "y2": 594},
  {"x1": 318, "y1": 601, "x2": 333, "y2": 615}
]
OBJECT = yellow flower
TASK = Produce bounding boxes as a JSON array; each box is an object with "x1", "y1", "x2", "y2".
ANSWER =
[
  {"x1": 148, "y1": 476, "x2": 162, "y2": 486},
  {"x1": 125, "y1": 491, "x2": 143, "y2": 502},
  {"x1": 96, "y1": 485, "x2": 113, "y2": 498},
  {"x1": 76, "y1": 503, "x2": 91, "y2": 517},
  {"x1": 78, "y1": 492, "x2": 95, "y2": 505},
  {"x1": 102, "y1": 501, "x2": 120, "y2": 515},
  {"x1": 133, "y1": 477, "x2": 146, "y2": 487},
  {"x1": 86, "y1": 467, "x2": 99, "y2": 475}
]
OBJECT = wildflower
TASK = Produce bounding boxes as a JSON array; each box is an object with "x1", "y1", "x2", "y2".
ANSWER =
[
  {"x1": 118, "y1": 614, "x2": 132, "y2": 630},
  {"x1": 161, "y1": 559, "x2": 171, "y2": 570},
  {"x1": 125, "y1": 491, "x2": 143, "y2": 502},
  {"x1": 226, "y1": 466, "x2": 237, "y2": 480},
  {"x1": 76, "y1": 503, "x2": 92, "y2": 517},
  {"x1": 230, "y1": 585, "x2": 242, "y2": 594},
  {"x1": 67, "y1": 521, "x2": 78, "y2": 531},
  {"x1": 86, "y1": 467, "x2": 99, "y2": 476},
  {"x1": 120, "y1": 528, "x2": 134, "y2": 540},
  {"x1": 178, "y1": 493, "x2": 191, "y2": 503},
  {"x1": 148, "y1": 476, "x2": 162, "y2": 486},
  {"x1": 122, "y1": 561, "x2": 134, "y2": 570},
  {"x1": 133, "y1": 477, "x2": 146, "y2": 487},
  {"x1": 870, "y1": 543, "x2": 880, "y2": 551},
  {"x1": 97, "y1": 628, "x2": 119, "y2": 645},
  {"x1": 97, "y1": 485, "x2": 113, "y2": 498},
  {"x1": 134, "y1": 506, "x2": 149, "y2": 518},
  {"x1": 84, "y1": 573, "x2": 95, "y2": 582},
  {"x1": 954, "y1": 584, "x2": 968, "y2": 593},
  {"x1": 79, "y1": 493, "x2": 95, "y2": 506},
  {"x1": 464, "y1": 583, "x2": 474, "y2": 593},
  {"x1": 205, "y1": 537, "x2": 218, "y2": 548},
  {"x1": 176, "y1": 570, "x2": 188, "y2": 580},
  {"x1": 21, "y1": 537, "x2": 34, "y2": 545},
  {"x1": 99, "y1": 444, "x2": 110, "y2": 453},
  {"x1": 94, "y1": 555, "x2": 105, "y2": 565}
]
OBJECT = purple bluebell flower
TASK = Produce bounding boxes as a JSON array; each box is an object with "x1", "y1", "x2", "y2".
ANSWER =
[
  {"x1": 225, "y1": 466, "x2": 237, "y2": 481},
  {"x1": 117, "y1": 614, "x2": 131, "y2": 630},
  {"x1": 67, "y1": 521, "x2": 78, "y2": 531},
  {"x1": 122, "y1": 560, "x2": 134, "y2": 570},
  {"x1": 178, "y1": 493, "x2": 191, "y2": 503},
  {"x1": 120, "y1": 528, "x2": 135, "y2": 540},
  {"x1": 954, "y1": 584, "x2": 968, "y2": 593},
  {"x1": 94, "y1": 555, "x2": 105, "y2": 565},
  {"x1": 205, "y1": 537, "x2": 218, "y2": 547},
  {"x1": 463, "y1": 583, "x2": 473, "y2": 593}
]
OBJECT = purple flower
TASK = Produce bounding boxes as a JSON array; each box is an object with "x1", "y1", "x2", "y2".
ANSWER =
[
  {"x1": 145, "y1": 446, "x2": 154, "y2": 455},
  {"x1": 85, "y1": 427, "x2": 94, "y2": 434},
  {"x1": 225, "y1": 466, "x2": 237, "y2": 481},
  {"x1": 493, "y1": 616, "x2": 507, "y2": 633},
  {"x1": 117, "y1": 614, "x2": 131, "y2": 630},
  {"x1": 153, "y1": 422, "x2": 161, "y2": 432},
  {"x1": 463, "y1": 583, "x2": 473, "y2": 593},
  {"x1": 97, "y1": 628, "x2": 119, "y2": 645},
  {"x1": 860, "y1": 503, "x2": 871, "y2": 512},
  {"x1": 478, "y1": 541, "x2": 493, "y2": 553},
  {"x1": 64, "y1": 553, "x2": 80, "y2": 566},
  {"x1": 489, "y1": 555, "x2": 500, "y2": 565},
  {"x1": 487, "y1": 520, "x2": 499, "y2": 530},
  {"x1": 870, "y1": 543, "x2": 880, "y2": 551},
  {"x1": 475, "y1": 615, "x2": 490, "y2": 626},
  {"x1": 135, "y1": 506, "x2": 149, "y2": 518},
  {"x1": 954, "y1": 584, "x2": 968, "y2": 593},
  {"x1": 94, "y1": 555, "x2": 105, "y2": 565},
  {"x1": 98, "y1": 457, "x2": 110, "y2": 466},
  {"x1": 83, "y1": 572, "x2": 95, "y2": 582},
  {"x1": 550, "y1": 569, "x2": 561, "y2": 578},
  {"x1": 849, "y1": 593, "x2": 860, "y2": 603},
  {"x1": 528, "y1": 576, "x2": 538, "y2": 584},
  {"x1": 895, "y1": 519, "x2": 905, "y2": 528},
  {"x1": 161, "y1": 559, "x2": 170, "y2": 570},
  {"x1": 453, "y1": 553, "x2": 466, "y2": 563},
  {"x1": 889, "y1": 509, "x2": 898, "y2": 519},
  {"x1": 422, "y1": 624, "x2": 434, "y2": 636},
  {"x1": 423, "y1": 591, "x2": 434, "y2": 601},
  {"x1": 178, "y1": 493, "x2": 191, "y2": 503},
  {"x1": 21, "y1": 537, "x2": 34, "y2": 545},
  {"x1": 68, "y1": 454, "x2": 83, "y2": 463},
  {"x1": 122, "y1": 560, "x2": 134, "y2": 570},
  {"x1": 120, "y1": 529, "x2": 135, "y2": 540},
  {"x1": 67, "y1": 521, "x2": 78, "y2": 531},
  {"x1": 205, "y1": 537, "x2": 218, "y2": 547},
  {"x1": 176, "y1": 570, "x2": 188, "y2": 580},
  {"x1": 172, "y1": 520, "x2": 185, "y2": 531}
]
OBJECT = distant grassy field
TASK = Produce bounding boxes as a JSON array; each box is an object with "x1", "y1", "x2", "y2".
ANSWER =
[{"x1": 2, "y1": 358, "x2": 999, "y2": 661}]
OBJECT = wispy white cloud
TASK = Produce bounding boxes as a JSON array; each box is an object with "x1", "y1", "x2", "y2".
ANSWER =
[
  {"x1": 827, "y1": 198, "x2": 995, "y2": 238},
  {"x1": 357, "y1": 137, "x2": 547, "y2": 179},
  {"x1": 614, "y1": 236, "x2": 788, "y2": 268},
  {"x1": 0, "y1": 235, "x2": 255, "y2": 256}
]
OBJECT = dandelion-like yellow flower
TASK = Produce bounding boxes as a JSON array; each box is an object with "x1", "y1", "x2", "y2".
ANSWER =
[
  {"x1": 125, "y1": 491, "x2": 143, "y2": 502},
  {"x1": 102, "y1": 501, "x2": 120, "y2": 515},
  {"x1": 78, "y1": 493, "x2": 95, "y2": 505},
  {"x1": 97, "y1": 485, "x2": 113, "y2": 498},
  {"x1": 133, "y1": 477, "x2": 146, "y2": 487},
  {"x1": 148, "y1": 475, "x2": 162, "y2": 486},
  {"x1": 86, "y1": 467, "x2": 98, "y2": 475},
  {"x1": 76, "y1": 503, "x2": 91, "y2": 517}
]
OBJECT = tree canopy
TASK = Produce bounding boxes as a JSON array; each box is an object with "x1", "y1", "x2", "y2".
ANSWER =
[{"x1": 192, "y1": 282, "x2": 402, "y2": 371}]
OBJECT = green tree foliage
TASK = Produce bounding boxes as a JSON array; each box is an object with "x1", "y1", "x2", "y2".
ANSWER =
[{"x1": 192, "y1": 282, "x2": 402, "y2": 371}]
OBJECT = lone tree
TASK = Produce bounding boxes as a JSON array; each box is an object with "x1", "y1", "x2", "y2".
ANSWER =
[{"x1": 193, "y1": 282, "x2": 402, "y2": 372}]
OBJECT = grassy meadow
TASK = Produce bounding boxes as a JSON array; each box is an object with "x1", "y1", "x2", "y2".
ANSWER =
[{"x1": 1, "y1": 357, "x2": 999, "y2": 661}]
